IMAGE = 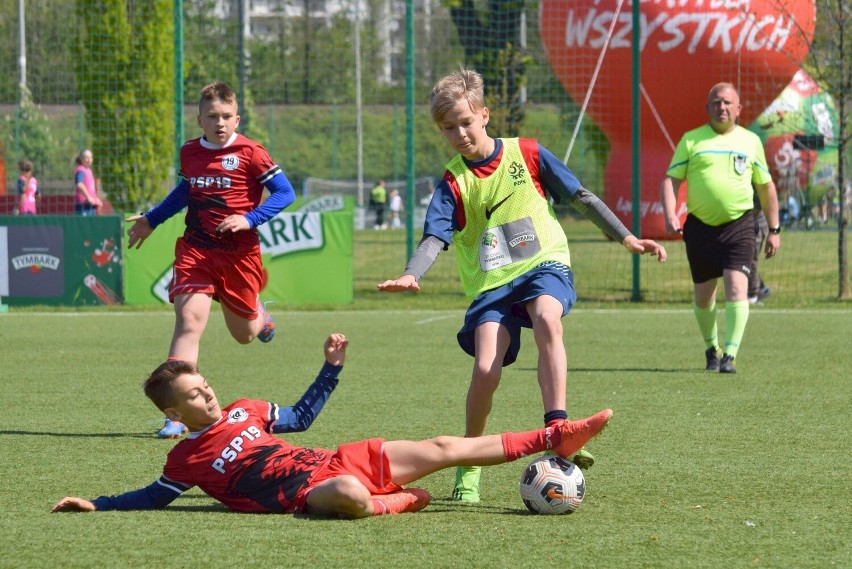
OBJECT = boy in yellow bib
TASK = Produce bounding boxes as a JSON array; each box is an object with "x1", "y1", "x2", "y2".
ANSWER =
[{"x1": 378, "y1": 69, "x2": 666, "y2": 502}]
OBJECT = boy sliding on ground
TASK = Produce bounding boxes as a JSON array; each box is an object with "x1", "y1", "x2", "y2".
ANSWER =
[
  {"x1": 126, "y1": 82, "x2": 296, "y2": 438},
  {"x1": 52, "y1": 333, "x2": 611, "y2": 518}
]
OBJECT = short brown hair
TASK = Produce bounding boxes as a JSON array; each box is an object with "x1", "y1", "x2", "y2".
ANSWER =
[
  {"x1": 430, "y1": 69, "x2": 485, "y2": 124},
  {"x1": 198, "y1": 82, "x2": 238, "y2": 114},
  {"x1": 143, "y1": 360, "x2": 198, "y2": 411},
  {"x1": 18, "y1": 159, "x2": 33, "y2": 173},
  {"x1": 707, "y1": 82, "x2": 739, "y2": 101}
]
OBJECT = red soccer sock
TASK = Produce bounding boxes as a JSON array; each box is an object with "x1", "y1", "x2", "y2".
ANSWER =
[{"x1": 501, "y1": 426, "x2": 561, "y2": 462}]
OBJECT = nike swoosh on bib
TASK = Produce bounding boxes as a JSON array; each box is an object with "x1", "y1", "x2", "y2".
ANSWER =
[{"x1": 485, "y1": 192, "x2": 514, "y2": 220}]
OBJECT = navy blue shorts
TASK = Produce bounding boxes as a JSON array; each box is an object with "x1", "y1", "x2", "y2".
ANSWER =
[
  {"x1": 683, "y1": 212, "x2": 755, "y2": 284},
  {"x1": 457, "y1": 262, "x2": 576, "y2": 367}
]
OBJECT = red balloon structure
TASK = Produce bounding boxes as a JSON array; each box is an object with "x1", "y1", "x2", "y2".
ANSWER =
[{"x1": 539, "y1": 0, "x2": 816, "y2": 239}]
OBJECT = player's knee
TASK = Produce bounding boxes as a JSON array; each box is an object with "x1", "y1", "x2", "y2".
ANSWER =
[
  {"x1": 429, "y1": 435, "x2": 461, "y2": 459},
  {"x1": 470, "y1": 374, "x2": 501, "y2": 398},
  {"x1": 232, "y1": 333, "x2": 253, "y2": 345},
  {"x1": 532, "y1": 311, "x2": 563, "y2": 339},
  {"x1": 471, "y1": 362, "x2": 501, "y2": 387},
  {"x1": 330, "y1": 476, "x2": 373, "y2": 518}
]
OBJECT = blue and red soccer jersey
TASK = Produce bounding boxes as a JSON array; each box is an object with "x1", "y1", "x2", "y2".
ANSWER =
[
  {"x1": 163, "y1": 399, "x2": 334, "y2": 513},
  {"x1": 179, "y1": 134, "x2": 286, "y2": 253},
  {"x1": 90, "y1": 363, "x2": 345, "y2": 513}
]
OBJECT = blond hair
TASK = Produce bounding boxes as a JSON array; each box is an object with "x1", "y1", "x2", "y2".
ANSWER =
[{"x1": 430, "y1": 69, "x2": 485, "y2": 124}]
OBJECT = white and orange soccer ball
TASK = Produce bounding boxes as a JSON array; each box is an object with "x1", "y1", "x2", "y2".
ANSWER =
[{"x1": 519, "y1": 455, "x2": 585, "y2": 515}]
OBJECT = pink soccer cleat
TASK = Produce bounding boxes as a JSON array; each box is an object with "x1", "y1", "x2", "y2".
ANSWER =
[
  {"x1": 552, "y1": 409, "x2": 612, "y2": 459},
  {"x1": 371, "y1": 488, "x2": 432, "y2": 515},
  {"x1": 257, "y1": 301, "x2": 276, "y2": 343}
]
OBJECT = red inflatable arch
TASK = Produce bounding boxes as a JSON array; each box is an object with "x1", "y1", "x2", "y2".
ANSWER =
[{"x1": 540, "y1": 0, "x2": 815, "y2": 238}]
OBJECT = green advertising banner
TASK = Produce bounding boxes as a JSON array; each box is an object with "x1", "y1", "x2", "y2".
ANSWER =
[
  {"x1": 123, "y1": 210, "x2": 353, "y2": 306},
  {"x1": 0, "y1": 215, "x2": 123, "y2": 307}
]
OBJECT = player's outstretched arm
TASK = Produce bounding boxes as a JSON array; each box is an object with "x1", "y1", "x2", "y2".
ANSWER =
[
  {"x1": 622, "y1": 235, "x2": 667, "y2": 263},
  {"x1": 377, "y1": 235, "x2": 444, "y2": 292},
  {"x1": 270, "y1": 333, "x2": 349, "y2": 434},
  {"x1": 125, "y1": 215, "x2": 154, "y2": 249},
  {"x1": 324, "y1": 333, "x2": 348, "y2": 366},
  {"x1": 52, "y1": 497, "x2": 96, "y2": 513},
  {"x1": 377, "y1": 274, "x2": 420, "y2": 292}
]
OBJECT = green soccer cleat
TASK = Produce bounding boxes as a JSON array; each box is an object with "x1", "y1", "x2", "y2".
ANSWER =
[
  {"x1": 542, "y1": 446, "x2": 596, "y2": 470},
  {"x1": 451, "y1": 465, "x2": 481, "y2": 503},
  {"x1": 567, "y1": 447, "x2": 596, "y2": 470}
]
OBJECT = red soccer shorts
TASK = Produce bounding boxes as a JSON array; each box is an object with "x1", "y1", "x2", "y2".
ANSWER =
[
  {"x1": 169, "y1": 237, "x2": 264, "y2": 319},
  {"x1": 298, "y1": 438, "x2": 402, "y2": 507}
]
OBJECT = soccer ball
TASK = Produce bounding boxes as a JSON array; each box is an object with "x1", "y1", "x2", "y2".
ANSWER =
[{"x1": 519, "y1": 455, "x2": 585, "y2": 515}]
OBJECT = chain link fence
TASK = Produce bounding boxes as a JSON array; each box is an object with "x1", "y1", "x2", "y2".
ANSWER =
[{"x1": 0, "y1": 0, "x2": 848, "y2": 303}]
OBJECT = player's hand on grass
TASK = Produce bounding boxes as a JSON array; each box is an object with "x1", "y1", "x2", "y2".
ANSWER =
[
  {"x1": 377, "y1": 275, "x2": 420, "y2": 292},
  {"x1": 622, "y1": 236, "x2": 667, "y2": 263},
  {"x1": 217, "y1": 214, "x2": 251, "y2": 235},
  {"x1": 324, "y1": 333, "x2": 348, "y2": 367},
  {"x1": 125, "y1": 215, "x2": 153, "y2": 249},
  {"x1": 51, "y1": 497, "x2": 96, "y2": 513}
]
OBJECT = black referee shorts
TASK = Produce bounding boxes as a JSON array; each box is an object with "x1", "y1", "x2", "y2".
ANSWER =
[{"x1": 683, "y1": 212, "x2": 755, "y2": 284}]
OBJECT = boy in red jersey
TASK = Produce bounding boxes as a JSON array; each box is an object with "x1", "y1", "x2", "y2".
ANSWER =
[
  {"x1": 126, "y1": 82, "x2": 296, "y2": 438},
  {"x1": 52, "y1": 333, "x2": 612, "y2": 518}
]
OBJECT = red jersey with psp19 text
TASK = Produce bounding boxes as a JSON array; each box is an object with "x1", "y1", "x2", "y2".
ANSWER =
[
  {"x1": 179, "y1": 134, "x2": 281, "y2": 253},
  {"x1": 162, "y1": 399, "x2": 334, "y2": 513}
]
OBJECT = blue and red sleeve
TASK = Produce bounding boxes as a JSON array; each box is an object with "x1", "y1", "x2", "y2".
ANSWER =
[
  {"x1": 144, "y1": 179, "x2": 190, "y2": 229},
  {"x1": 243, "y1": 167, "x2": 296, "y2": 228},
  {"x1": 270, "y1": 362, "x2": 342, "y2": 434},
  {"x1": 91, "y1": 475, "x2": 188, "y2": 511}
]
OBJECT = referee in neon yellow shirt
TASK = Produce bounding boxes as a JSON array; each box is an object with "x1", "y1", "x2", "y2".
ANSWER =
[{"x1": 661, "y1": 82, "x2": 781, "y2": 374}]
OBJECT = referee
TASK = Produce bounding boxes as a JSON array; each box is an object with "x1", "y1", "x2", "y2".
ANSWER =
[{"x1": 661, "y1": 82, "x2": 781, "y2": 374}]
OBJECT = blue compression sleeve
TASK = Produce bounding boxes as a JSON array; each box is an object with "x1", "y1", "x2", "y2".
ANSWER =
[
  {"x1": 271, "y1": 361, "x2": 341, "y2": 434},
  {"x1": 91, "y1": 476, "x2": 185, "y2": 511},
  {"x1": 144, "y1": 180, "x2": 190, "y2": 229},
  {"x1": 244, "y1": 171, "x2": 296, "y2": 228}
]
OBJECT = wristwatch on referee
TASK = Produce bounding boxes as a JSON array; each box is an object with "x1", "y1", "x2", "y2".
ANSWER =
[{"x1": 768, "y1": 225, "x2": 781, "y2": 235}]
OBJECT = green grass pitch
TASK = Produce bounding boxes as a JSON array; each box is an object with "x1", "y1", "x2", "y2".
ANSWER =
[{"x1": 0, "y1": 308, "x2": 849, "y2": 568}]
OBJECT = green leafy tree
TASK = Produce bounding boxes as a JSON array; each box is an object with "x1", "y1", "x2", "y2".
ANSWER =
[
  {"x1": 11, "y1": 86, "x2": 53, "y2": 170},
  {"x1": 73, "y1": 0, "x2": 174, "y2": 211},
  {"x1": 442, "y1": 0, "x2": 527, "y2": 137},
  {"x1": 794, "y1": 0, "x2": 852, "y2": 299}
]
